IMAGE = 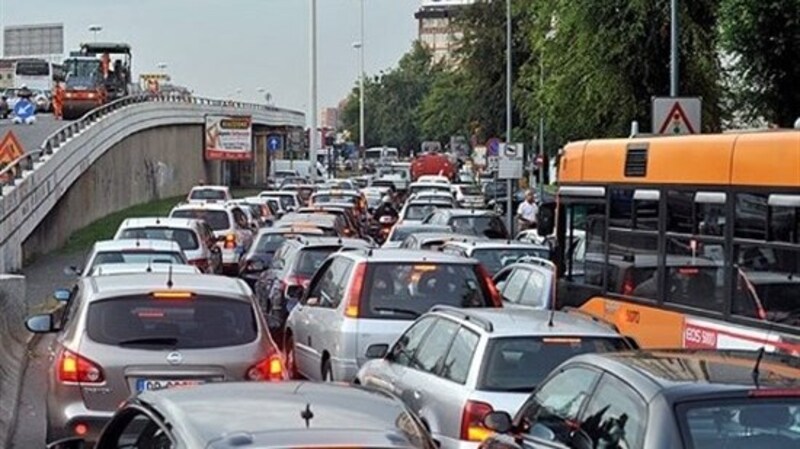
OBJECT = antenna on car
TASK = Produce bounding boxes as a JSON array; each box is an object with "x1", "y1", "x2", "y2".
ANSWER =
[
  {"x1": 146, "y1": 258, "x2": 153, "y2": 273},
  {"x1": 752, "y1": 346, "x2": 765, "y2": 388},
  {"x1": 166, "y1": 264, "x2": 174, "y2": 289}
]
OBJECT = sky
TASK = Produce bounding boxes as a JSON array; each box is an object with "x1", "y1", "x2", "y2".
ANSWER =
[{"x1": 1, "y1": 0, "x2": 420, "y2": 115}]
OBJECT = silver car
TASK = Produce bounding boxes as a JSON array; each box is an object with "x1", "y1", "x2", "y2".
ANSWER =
[
  {"x1": 66, "y1": 239, "x2": 188, "y2": 277},
  {"x1": 284, "y1": 249, "x2": 502, "y2": 383},
  {"x1": 25, "y1": 273, "x2": 285, "y2": 445},
  {"x1": 355, "y1": 307, "x2": 634, "y2": 449}
]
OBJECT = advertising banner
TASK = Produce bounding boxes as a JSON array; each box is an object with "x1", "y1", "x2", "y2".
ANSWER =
[{"x1": 204, "y1": 115, "x2": 253, "y2": 161}]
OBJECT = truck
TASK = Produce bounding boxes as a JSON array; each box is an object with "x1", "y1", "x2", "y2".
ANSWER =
[
  {"x1": 62, "y1": 42, "x2": 132, "y2": 119},
  {"x1": 410, "y1": 151, "x2": 456, "y2": 182}
]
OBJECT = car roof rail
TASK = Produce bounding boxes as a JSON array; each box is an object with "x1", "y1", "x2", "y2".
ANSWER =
[
  {"x1": 430, "y1": 305, "x2": 493, "y2": 332},
  {"x1": 515, "y1": 256, "x2": 557, "y2": 271},
  {"x1": 561, "y1": 307, "x2": 620, "y2": 333}
]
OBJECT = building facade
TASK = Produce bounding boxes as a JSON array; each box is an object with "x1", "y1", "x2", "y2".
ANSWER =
[
  {"x1": 320, "y1": 107, "x2": 340, "y2": 131},
  {"x1": 415, "y1": 0, "x2": 475, "y2": 64}
]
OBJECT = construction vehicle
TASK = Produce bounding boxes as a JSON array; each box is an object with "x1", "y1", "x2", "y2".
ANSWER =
[{"x1": 62, "y1": 42, "x2": 132, "y2": 119}]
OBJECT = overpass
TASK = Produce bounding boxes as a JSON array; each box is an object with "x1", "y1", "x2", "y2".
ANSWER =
[{"x1": 0, "y1": 94, "x2": 305, "y2": 273}]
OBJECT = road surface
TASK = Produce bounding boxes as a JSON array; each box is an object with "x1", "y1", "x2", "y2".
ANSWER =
[{"x1": 0, "y1": 114, "x2": 67, "y2": 154}]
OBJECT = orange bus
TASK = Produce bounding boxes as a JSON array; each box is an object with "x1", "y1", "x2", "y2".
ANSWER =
[{"x1": 554, "y1": 129, "x2": 800, "y2": 354}]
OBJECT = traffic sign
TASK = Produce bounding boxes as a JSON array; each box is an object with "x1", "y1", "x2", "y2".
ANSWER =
[
  {"x1": 0, "y1": 130, "x2": 24, "y2": 164},
  {"x1": 267, "y1": 135, "x2": 283, "y2": 152},
  {"x1": 486, "y1": 138, "x2": 501, "y2": 157},
  {"x1": 13, "y1": 98, "x2": 35, "y2": 121},
  {"x1": 498, "y1": 143, "x2": 524, "y2": 180},
  {"x1": 652, "y1": 97, "x2": 701, "y2": 135}
]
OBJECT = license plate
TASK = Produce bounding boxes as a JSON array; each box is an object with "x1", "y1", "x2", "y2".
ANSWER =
[{"x1": 136, "y1": 378, "x2": 204, "y2": 392}]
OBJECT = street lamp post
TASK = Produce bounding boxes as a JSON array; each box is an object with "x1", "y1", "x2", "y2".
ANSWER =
[
  {"x1": 670, "y1": 0, "x2": 679, "y2": 96},
  {"x1": 309, "y1": 0, "x2": 319, "y2": 183},
  {"x1": 88, "y1": 25, "x2": 103, "y2": 43},
  {"x1": 505, "y1": 0, "x2": 513, "y2": 233},
  {"x1": 358, "y1": 0, "x2": 366, "y2": 168}
]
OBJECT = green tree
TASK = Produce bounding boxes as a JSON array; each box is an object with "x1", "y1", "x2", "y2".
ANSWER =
[
  {"x1": 417, "y1": 68, "x2": 473, "y2": 143},
  {"x1": 720, "y1": 0, "x2": 800, "y2": 126}
]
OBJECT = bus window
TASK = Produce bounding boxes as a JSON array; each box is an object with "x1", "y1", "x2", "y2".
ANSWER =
[
  {"x1": 770, "y1": 206, "x2": 799, "y2": 243},
  {"x1": 697, "y1": 202, "x2": 725, "y2": 237},
  {"x1": 735, "y1": 193, "x2": 768, "y2": 240},
  {"x1": 608, "y1": 231, "x2": 659, "y2": 300},
  {"x1": 564, "y1": 203, "x2": 605, "y2": 286},
  {"x1": 667, "y1": 190, "x2": 695, "y2": 234},
  {"x1": 734, "y1": 245, "x2": 800, "y2": 327},
  {"x1": 609, "y1": 188, "x2": 633, "y2": 229},
  {"x1": 664, "y1": 237, "x2": 726, "y2": 312}
]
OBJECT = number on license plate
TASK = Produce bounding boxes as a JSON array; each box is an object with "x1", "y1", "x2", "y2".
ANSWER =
[{"x1": 136, "y1": 379, "x2": 203, "y2": 392}]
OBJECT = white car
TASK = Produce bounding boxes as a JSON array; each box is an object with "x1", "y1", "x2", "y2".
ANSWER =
[
  {"x1": 399, "y1": 199, "x2": 455, "y2": 225},
  {"x1": 258, "y1": 191, "x2": 301, "y2": 212},
  {"x1": 408, "y1": 190, "x2": 457, "y2": 207},
  {"x1": 186, "y1": 185, "x2": 232, "y2": 203},
  {"x1": 88, "y1": 263, "x2": 200, "y2": 276},
  {"x1": 113, "y1": 217, "x2": 222, "y2": 274},
  {"x1": 169, "y1": 202, "x2": 255, "y2": 273},
  {"x1": 417, "y1": 175, "x2": 451, "y2": 184},
  {"x1": 452, "y1": 184, "x2": 485, "y2": 208},
  {"x1": 67, "y1": 239, "x2": 188, "y2": 277},
  {"x1": 408, "y1": 181, "x2": 455, "y2": 197}
]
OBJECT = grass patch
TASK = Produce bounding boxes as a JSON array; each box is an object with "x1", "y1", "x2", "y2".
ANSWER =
[
  {"x1": 59, "y1": 195, "x2": 185, "y2": 254},
  {"x1": 58, "y1": 189, "x2": 263, "y2": 254}
]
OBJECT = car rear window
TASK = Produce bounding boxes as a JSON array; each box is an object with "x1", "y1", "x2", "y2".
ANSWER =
[
  {"x1": 314, "y1": 194, "x2": 358, "y2": 205},
  {"x1": 450, "y1": 216, "x2": 508, "y2": 239},
  {"x1": 171, "y1": 209, "x2": 230, "y2": 231},
  {"x1": 255, "y1": 234, "x2": 287, "y2": 253},
  {"x1": 472, "y1": 247, "x2": 551, "y2": 275},
  {"x1": 460, "y1": 185, "x2": 482, "y2": 196},
  {"x1": 295, "y1": 247, "x2": 341, "y2": 276},
  {"x1": 679, "y1": 398, "x2": 800, "y2": 449},
  {"x1": 87, "y1": 296, "x2": 258, "y2": 349},
  {"x1": 479, "y1": 337, "x2": 629, "y2": 392},
  {"x1": 363, "y1": 263, "x2": 490, "y2": 319},
  {"x1": 91, "y1": 251, "x2": 186, "y2": 272},
  {"x1": 189, "y1": 189, "x2": 226, "y2": 201},
  {"x1": 405, "y1": 203, "x2": 452, "y2": 220},
  {"x1": 119, "y1": 227, "x2": 199, "y2": 251}
]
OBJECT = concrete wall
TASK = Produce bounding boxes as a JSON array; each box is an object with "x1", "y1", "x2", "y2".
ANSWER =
[
  {"x1": 22, "y1": 125, "x2": 219, "y2": 262},
  {"x1": 0, "y1": 275, "x2": 26, "y2": 445}
]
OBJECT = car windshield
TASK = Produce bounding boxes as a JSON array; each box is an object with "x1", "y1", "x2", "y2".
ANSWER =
[
  {"x1": 171, "y1": 209, "x2": 230, "y2": 231},
  {"x1": 295, "y1": 247, "x2": 341, "y2": 276},
  {"x1": 451, "y1": 216, "x2": 508, "y2": 239},
  {"x1": 459, "y1": 185, "x2": 482, "y2": 196},
  {"x1": 479, "y1": 337, "x2": 629, "y2": 392},
  {"x1": 405, "y1": 203, "x2": 451, "y2": 220},
  {"x1": 472, "y1": 247, "x2": 550, "y2": 275},
  {"x1": 363, "y1": 263, "x2": 489, "y2": 319},
  {"x1": 255, "y1": 234, "x2": 287, "y2": 253},
  {"x1": 314, "y1": 194, "x2": 358, "y2": 205},
  {"x1": 680, "y1": 398, "x2": 800, "y2": 449},
  {"x1": 189, "y1": 189, "x2": 226, "y2": 201},
  {"x1": 119, "y1": 228, "x2": 199, "y2": 251},
  {"x1": 90, "y1": 251, "x2": 185, "y2": 272},
  {"x1": 86, "y1": 296, "x2": 258, "y2": 349},
  {"x1": 410, "y1": 185, "x2": 451, "y2": 195}
]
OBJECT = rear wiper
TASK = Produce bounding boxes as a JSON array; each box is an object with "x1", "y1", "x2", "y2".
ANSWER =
[
  {"x1": 373, "y1": 307, "x2": 420, "y2": 318},
  {"x1": 117, "y1": 337, "x2": 179, "y2": 347}
]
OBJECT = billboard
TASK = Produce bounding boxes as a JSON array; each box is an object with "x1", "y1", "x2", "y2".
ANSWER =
[
  {"x1": 4, "y1": 23, "x2": 64, "y2": 58},
  {"x1": 204, "y1": 115, "x2": 253, "y2": 161}
]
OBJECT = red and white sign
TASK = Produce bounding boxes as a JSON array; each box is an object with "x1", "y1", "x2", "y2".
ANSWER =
[
  {"x1": 204, "y1": 115, "x2": 253, "y2": 161},
  {"x1": 652, "y1": 97, "x2": 701, "y2": 135},
  {"x1": 683, "y1": 322, "x2": 718, "y2": 349}
]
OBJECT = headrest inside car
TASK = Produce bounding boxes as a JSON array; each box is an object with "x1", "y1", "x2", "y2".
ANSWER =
[{"x1": 738, "y1": 406, "x2": 792, "y2": 428}]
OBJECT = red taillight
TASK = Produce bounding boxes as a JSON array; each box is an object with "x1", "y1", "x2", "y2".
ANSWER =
[
  {"x1": 74, "y1": 423, "x2": 89, "y2": 436},
  {"x1": 344, "y1": 263, "x2": 367, "y2": 318},
  {"x1": 58, "y1": 350, "x2": 104, "y2": 384},
  {"x1": 460, "y1": 400, "x2": 494, "y2": 442},
  {"x1": 622, "y1": 270, "x2": 635, "y2": 296},
  {"x1": 246, "y1": 355, "x2": 285, "y2": 381},
  {"x1": 224, "y1": 234, "x2": 236, "y2": 249},
  {"x1": 477, "y1": 265, "x2": 502, "y2": 307},
  {"x1": 188, "y1": 258, "x2": 209, "y2": 272}
]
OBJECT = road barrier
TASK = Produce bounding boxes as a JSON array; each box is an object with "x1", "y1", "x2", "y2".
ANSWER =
[{"x1": 0, "y1": 275, "x2": 26, "y2": 447}]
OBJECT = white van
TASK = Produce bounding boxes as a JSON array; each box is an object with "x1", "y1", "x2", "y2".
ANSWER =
[{"x1": 271, "y1": 160, "x2": 326, "y2": 180}]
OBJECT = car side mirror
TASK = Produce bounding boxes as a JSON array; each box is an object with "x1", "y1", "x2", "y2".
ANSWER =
[
  {"x1": 63, "y1": 266, "x2": 81, "y2": 276},
  {"x1": 365, "y1": 344, "x2": 389, "y2": 359},
  {"x1": 53, "y1": 289, "x2": 71, "y2": 302},
  {"x1": 286, "y1": 285, "x2": 305, "y2": 302},
  {"x1": 25, "y1": 314, "x2": 55, "y2": 333},
  {"x1": 483, "y1": 411, "x2": 514, "y2": 434},
  {"x1": 47, "y1": 437, "x2": 87, "y2": 449}
]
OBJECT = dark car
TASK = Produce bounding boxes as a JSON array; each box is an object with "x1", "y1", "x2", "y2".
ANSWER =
[
  {"x1": 480, "y1": 349, "x2": 800, "y2": 449},
  {"x1": 276, "y1": 212, "x2": 350, "y2": 237},
  {"x1": 423, "y1": 208, "x2": 510, "y2": 239},
  {"x1": 239, "y1": 227, "x2": 326, "y2": 286},
  {"x1": 298, "y1": 204, "x2": 365, "y2": 239},
  {"x1": 256, "y1": 236, "x2": 373, "y2": 339},
  {"x1": 51, "y1": 382, "x2": 436, "y2": 449}
]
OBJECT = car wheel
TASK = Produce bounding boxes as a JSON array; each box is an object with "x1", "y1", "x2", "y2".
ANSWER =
[
  {"x1": 285, "y1": 335, "x2": 299, "y2": 379},
  {"x1": 322, "y1": 358, "x2": 333, "y2": 382}
]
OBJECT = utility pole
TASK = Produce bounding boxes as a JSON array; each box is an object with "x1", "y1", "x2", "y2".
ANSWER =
[
  {"x1": 359, "y1": 0, "x2": 366, "y2": 170},
  {"x1": 505, "y1": 0, "x2": 513, "y2": 234},
  {"x1": 670, "y1": 0, "x2": 679, "y2": 96},
  {"x1": 309, "y1": 0, "x2": 319, "y2": 183}
]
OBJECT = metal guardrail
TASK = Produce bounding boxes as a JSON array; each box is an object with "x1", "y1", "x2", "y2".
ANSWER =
[{"x1": 0, "y1": 93, "x2": 304, "y2": 195}]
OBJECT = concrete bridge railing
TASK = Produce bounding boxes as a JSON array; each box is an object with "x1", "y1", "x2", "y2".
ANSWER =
[{"x1": 0, "y1": 94, "x2": 305, "y2": 272}]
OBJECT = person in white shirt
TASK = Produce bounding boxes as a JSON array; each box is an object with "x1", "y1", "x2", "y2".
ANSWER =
[{"x1": 516, "y1": 190, "x2": 539, "y2": 231}]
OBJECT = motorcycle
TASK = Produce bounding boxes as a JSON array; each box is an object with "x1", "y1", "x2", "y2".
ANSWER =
[{"x1": 371, "y1": 215, "x2": 397, "y2": 245}]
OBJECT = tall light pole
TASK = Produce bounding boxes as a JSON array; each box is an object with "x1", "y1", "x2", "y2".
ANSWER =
[
  {"x1": 670, "y1": 0, "x2": 679, "y2": 96},
  {"x1": 309, "y1": 0, "x2": 319, "y2": 183},
  {"x1": 88, "y1": 25, "x2": 103, "y2": 42},
  {"x1": 505, "y1": 0, "x2": 513, "y2": 233},
  {"x1": 358, "y1": 0, "x2": 366, "y2": 166}
]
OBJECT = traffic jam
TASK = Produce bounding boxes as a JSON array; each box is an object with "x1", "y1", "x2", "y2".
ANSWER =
[{"x1": 30, "y1": 148, "x2": 800, "y2": 449}]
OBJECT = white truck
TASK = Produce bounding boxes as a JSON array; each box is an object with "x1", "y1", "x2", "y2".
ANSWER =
[{"x1": 270, "y1": 160, "x2": 327, "y2": 181}]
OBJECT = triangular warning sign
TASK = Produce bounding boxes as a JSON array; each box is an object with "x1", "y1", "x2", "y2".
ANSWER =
[
  {"x1": 658, "y1": 102, "x2": 696, "y2": 134},
  {"x1": 0, "y1": 131, "x2": 25, "y2": 164}
]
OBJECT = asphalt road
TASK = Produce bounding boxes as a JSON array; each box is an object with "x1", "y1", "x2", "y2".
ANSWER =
[
  {"x1": 9, "y1": 251, "x2": 83, "y2": 449},
  {"x1": 0, "y1": 113, "x2": 68, "y2": 154}
]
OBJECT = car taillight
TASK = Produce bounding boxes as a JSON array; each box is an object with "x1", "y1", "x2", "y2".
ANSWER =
[
  {"x1": 622, "y1": 270, "x2": 635, "y2": 296},
  {"x1": 188, "y1": 258, "x2": 209, "y2": 272},
  {"x1": 460, "y1": 400, "x2": 494, "y2": 442},
  {"x1": 224, "y1": 234, "x2": 237, "y2": 249},
  {"x1": 246, "y1": 354, "x2": 285, "y2": 381},
  {"x1": 344, "y1": 263, "x2": 367, "y2": 318},
  {"x1": 476, "y1": 265, "x2": 502, "y2": 307},
  {"x1": 58, "y1": 350, "x2": 104, "y2": 384}
]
